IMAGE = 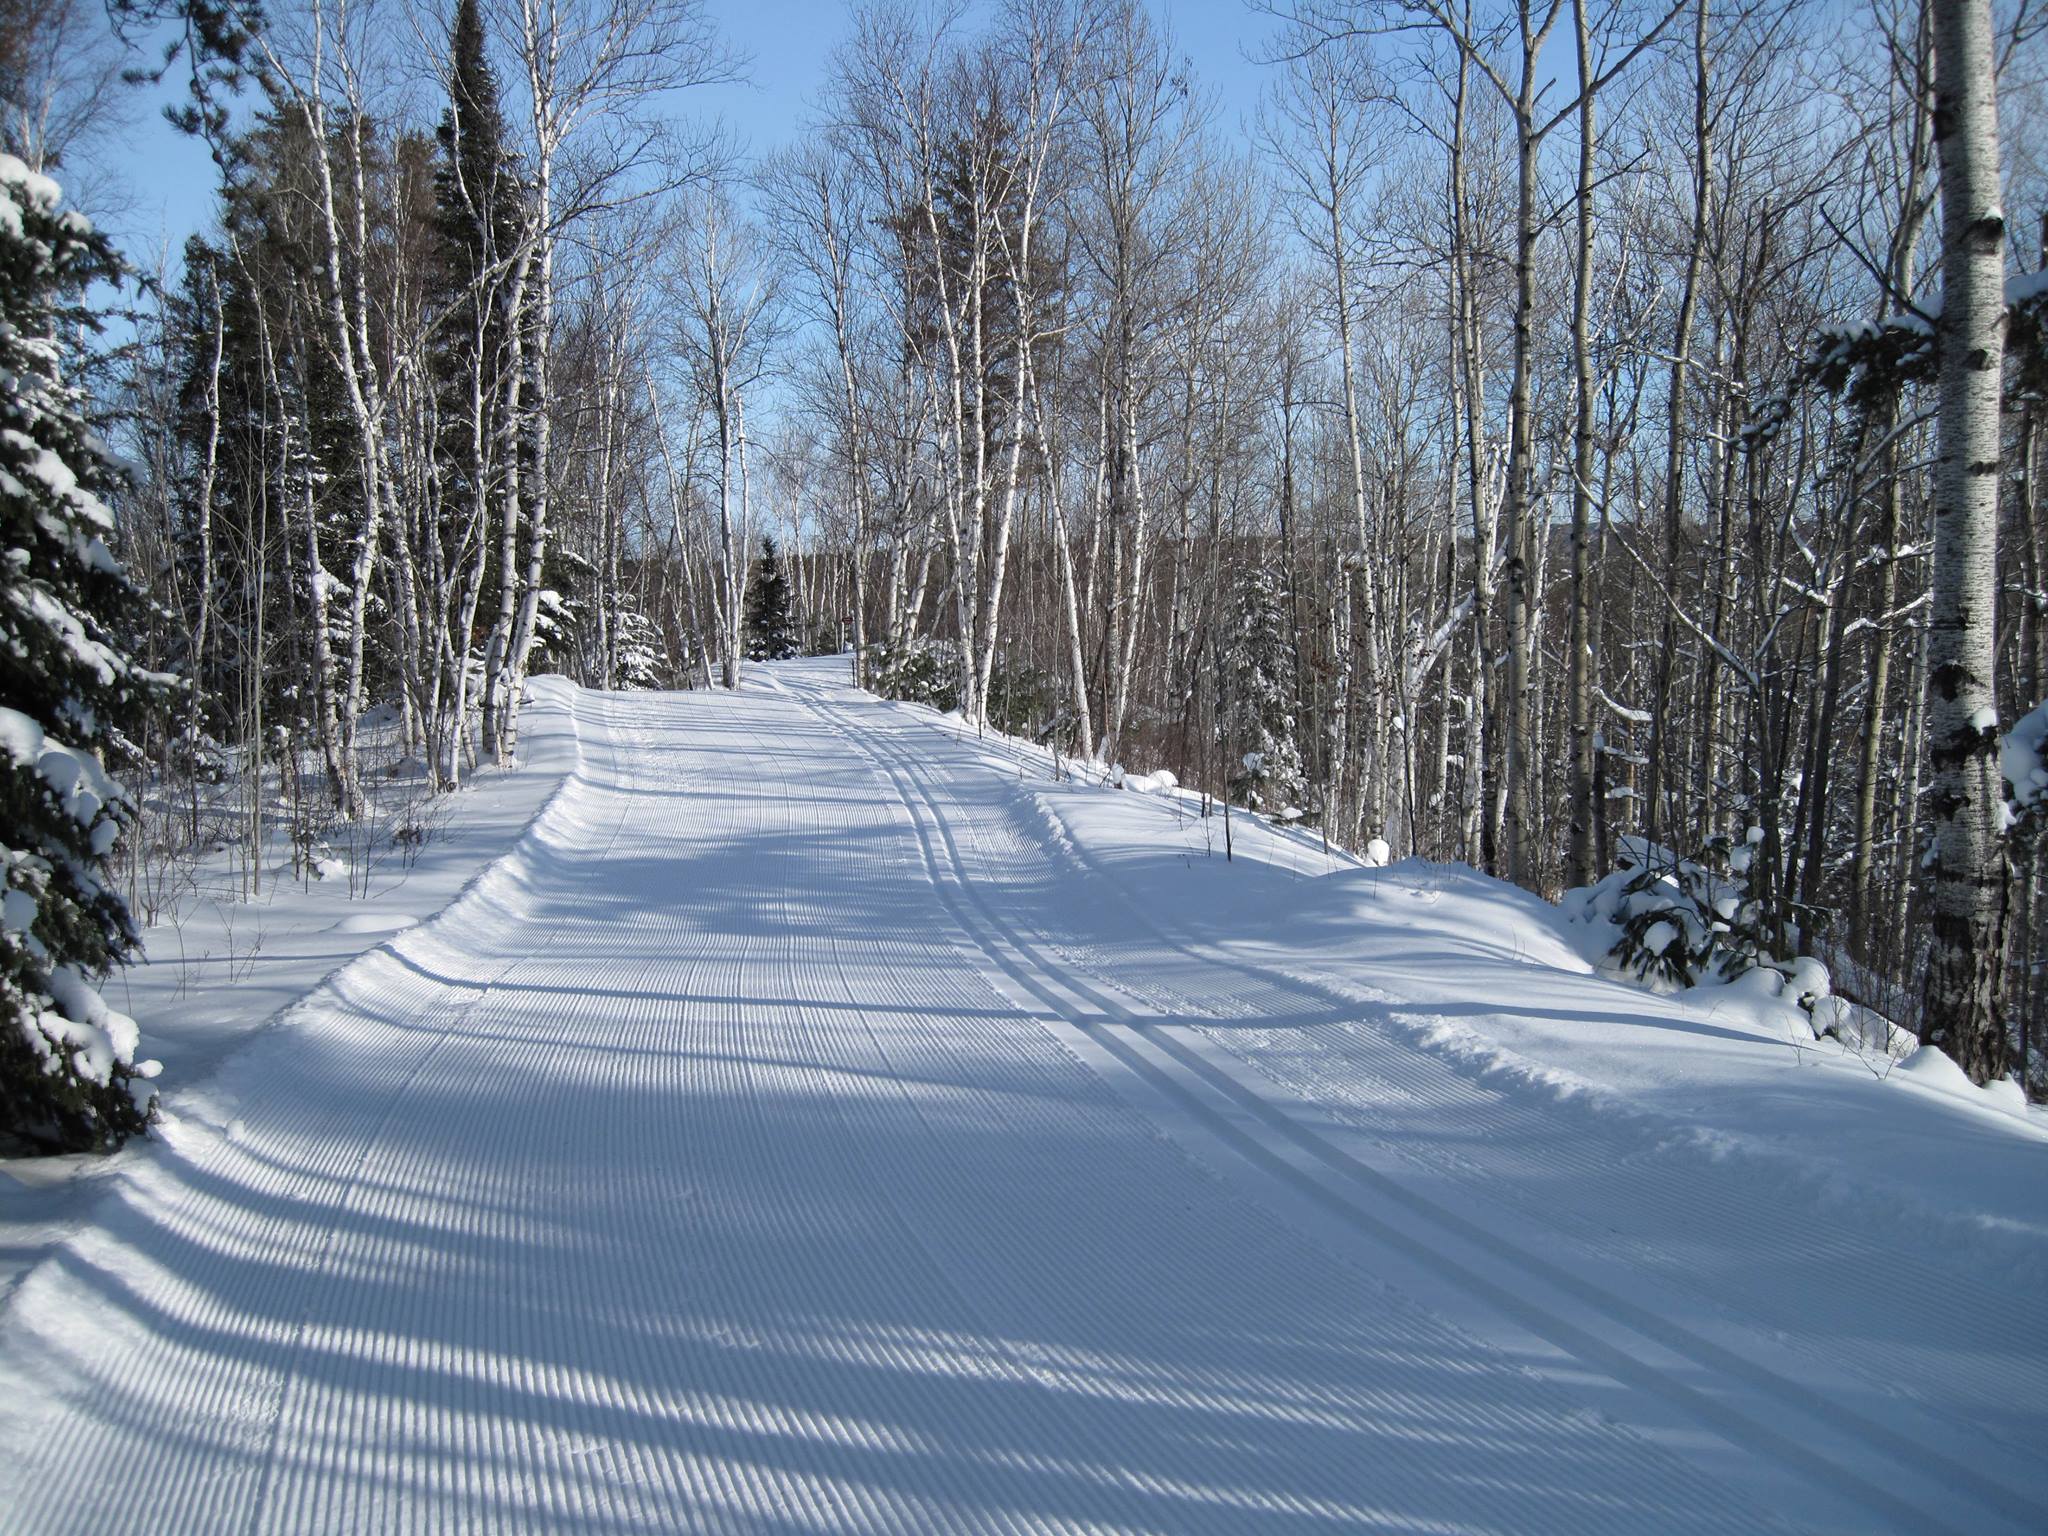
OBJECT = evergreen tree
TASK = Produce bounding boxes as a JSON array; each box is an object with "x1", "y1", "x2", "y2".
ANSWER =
[
  {"x1": 0, "y1": 156, "x2": 165, "y2": 1152},
  {"x1": 169, "y1": 118, "x2": 368, "y2": 751},
  {"x1": 433, "y1": 0, "x2": 527, "y2": 457},
  {"x1": 744, "y1": 536, "x2": 797, "y2": 661},
  {"x1": 433, "y1": 0, "x2": 535, "y2": 770},
  {"x1": 1221, "y1": 560, "x2": 1306, "y2": 817},
  {"x1": 612, "y1": 600, "x2": 668, "y2": 689}
]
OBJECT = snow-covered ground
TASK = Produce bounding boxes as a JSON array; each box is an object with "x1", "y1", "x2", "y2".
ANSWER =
[
  {"x1": 1, "y1": 657, "x2": 2042, "y2": 1533},
  {"x1": 0, "y1": 680, "x2": 579, "y2": 1306}
]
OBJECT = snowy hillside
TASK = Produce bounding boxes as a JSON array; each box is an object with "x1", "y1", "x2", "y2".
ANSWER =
[{"x1": 1, "y1": 658, "x2": 2042, "y2": 1534}]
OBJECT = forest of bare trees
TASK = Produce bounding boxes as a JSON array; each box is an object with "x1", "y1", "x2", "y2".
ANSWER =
[{"x1": 5, "y1": 0, "x2": 2048, "y2": 1148}]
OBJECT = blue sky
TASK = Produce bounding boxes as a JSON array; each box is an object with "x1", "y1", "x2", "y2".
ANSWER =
[
  {"x1": 106, "y1": 0, "x2": 1286, "y2": 271},
  {"x1": 697, "y1": 0, "x2": 1280, "y2": 147}
]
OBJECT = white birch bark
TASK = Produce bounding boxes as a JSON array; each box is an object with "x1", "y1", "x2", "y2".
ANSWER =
[{"x1": 1921, "y1": 0, "x2": 2010, "y2": 1081}]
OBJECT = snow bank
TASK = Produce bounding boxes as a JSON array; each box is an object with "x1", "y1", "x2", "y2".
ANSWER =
[
  {"x1": 885, "y1": 702, "x2": 2047, "y2": 1287},
  {"x1": 1892, "y1": 1046, "x2": 2033, "y2": 1120}
]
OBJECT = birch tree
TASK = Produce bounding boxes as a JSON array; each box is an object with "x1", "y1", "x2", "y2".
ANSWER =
[
  {"x1": 484, "y1": 0, "x2": 728, "y2": 758},
  {"x1": 675, "y1": 187, "x2": 776, "y2": 689},
  {"x1": 1921, "y1": 0, "x2": 2008, "y2": 1081}
]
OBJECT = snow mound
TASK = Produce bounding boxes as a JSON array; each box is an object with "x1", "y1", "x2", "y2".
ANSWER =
[
  {"x1": 1894, "y1": 1046, "x2": 2033, "y2": 1119},
  {"x1": 1121, "y1": 768, "x2": 1180, "y2": 795},
  {"x1": 331, "y1": 912, "x2": 419, "y2": 935}
]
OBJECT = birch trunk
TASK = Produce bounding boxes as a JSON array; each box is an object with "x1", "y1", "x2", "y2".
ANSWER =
[
  {"x1": 1648, "y1": 0, "x2": 1710, "y2": 854},
  {"x1": 1564, "y1": 0, "x2": 1599, "y2": 888},
  {"x1": 501, "y1": 142, "x2": 556, "y2": 749},
  {"x1": 1500, "y1": 0, "x2": 1556, "y2": 889},
  {"x1": 1921, "y1": 0, "x2": 2009, "y2": 1081},
  {"x1": 1851, "y1": 11, "x2": 1933, "y2": 953}
]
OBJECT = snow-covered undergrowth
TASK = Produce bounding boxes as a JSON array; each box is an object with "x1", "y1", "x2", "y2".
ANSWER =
[
  {"x1": 1559, "y1": 833, "x2": 1828, "y2": 996},
  {"x1": 2007, "y1": 708, "x2": 2048, "y2": 1108},
  {"x1": 2009, "y1": 700, "x2": 2048, "y2": 818},
  {"x1": 1556, "y1": 836, "x2": 1901, "y2": 1066},
  {"x1": 0, "y1": 681, "x2": 578, "y2": 1304},
  {"x1": 121, "y1": 701, "x2": 458, "y2": 932}
]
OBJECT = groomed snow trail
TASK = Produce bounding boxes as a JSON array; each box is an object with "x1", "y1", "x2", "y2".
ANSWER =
[{"x1": 2, "y1": 662, "x2": 2041, "y2": 1533}]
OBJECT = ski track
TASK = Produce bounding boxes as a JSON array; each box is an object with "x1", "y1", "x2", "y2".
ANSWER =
[
  {"x1": 0, "y1": 661, "x2": 2040, "y2": 1533},
  {"x1": 837, "y1": 679, "x2": 2048, "y2": 1447}
]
